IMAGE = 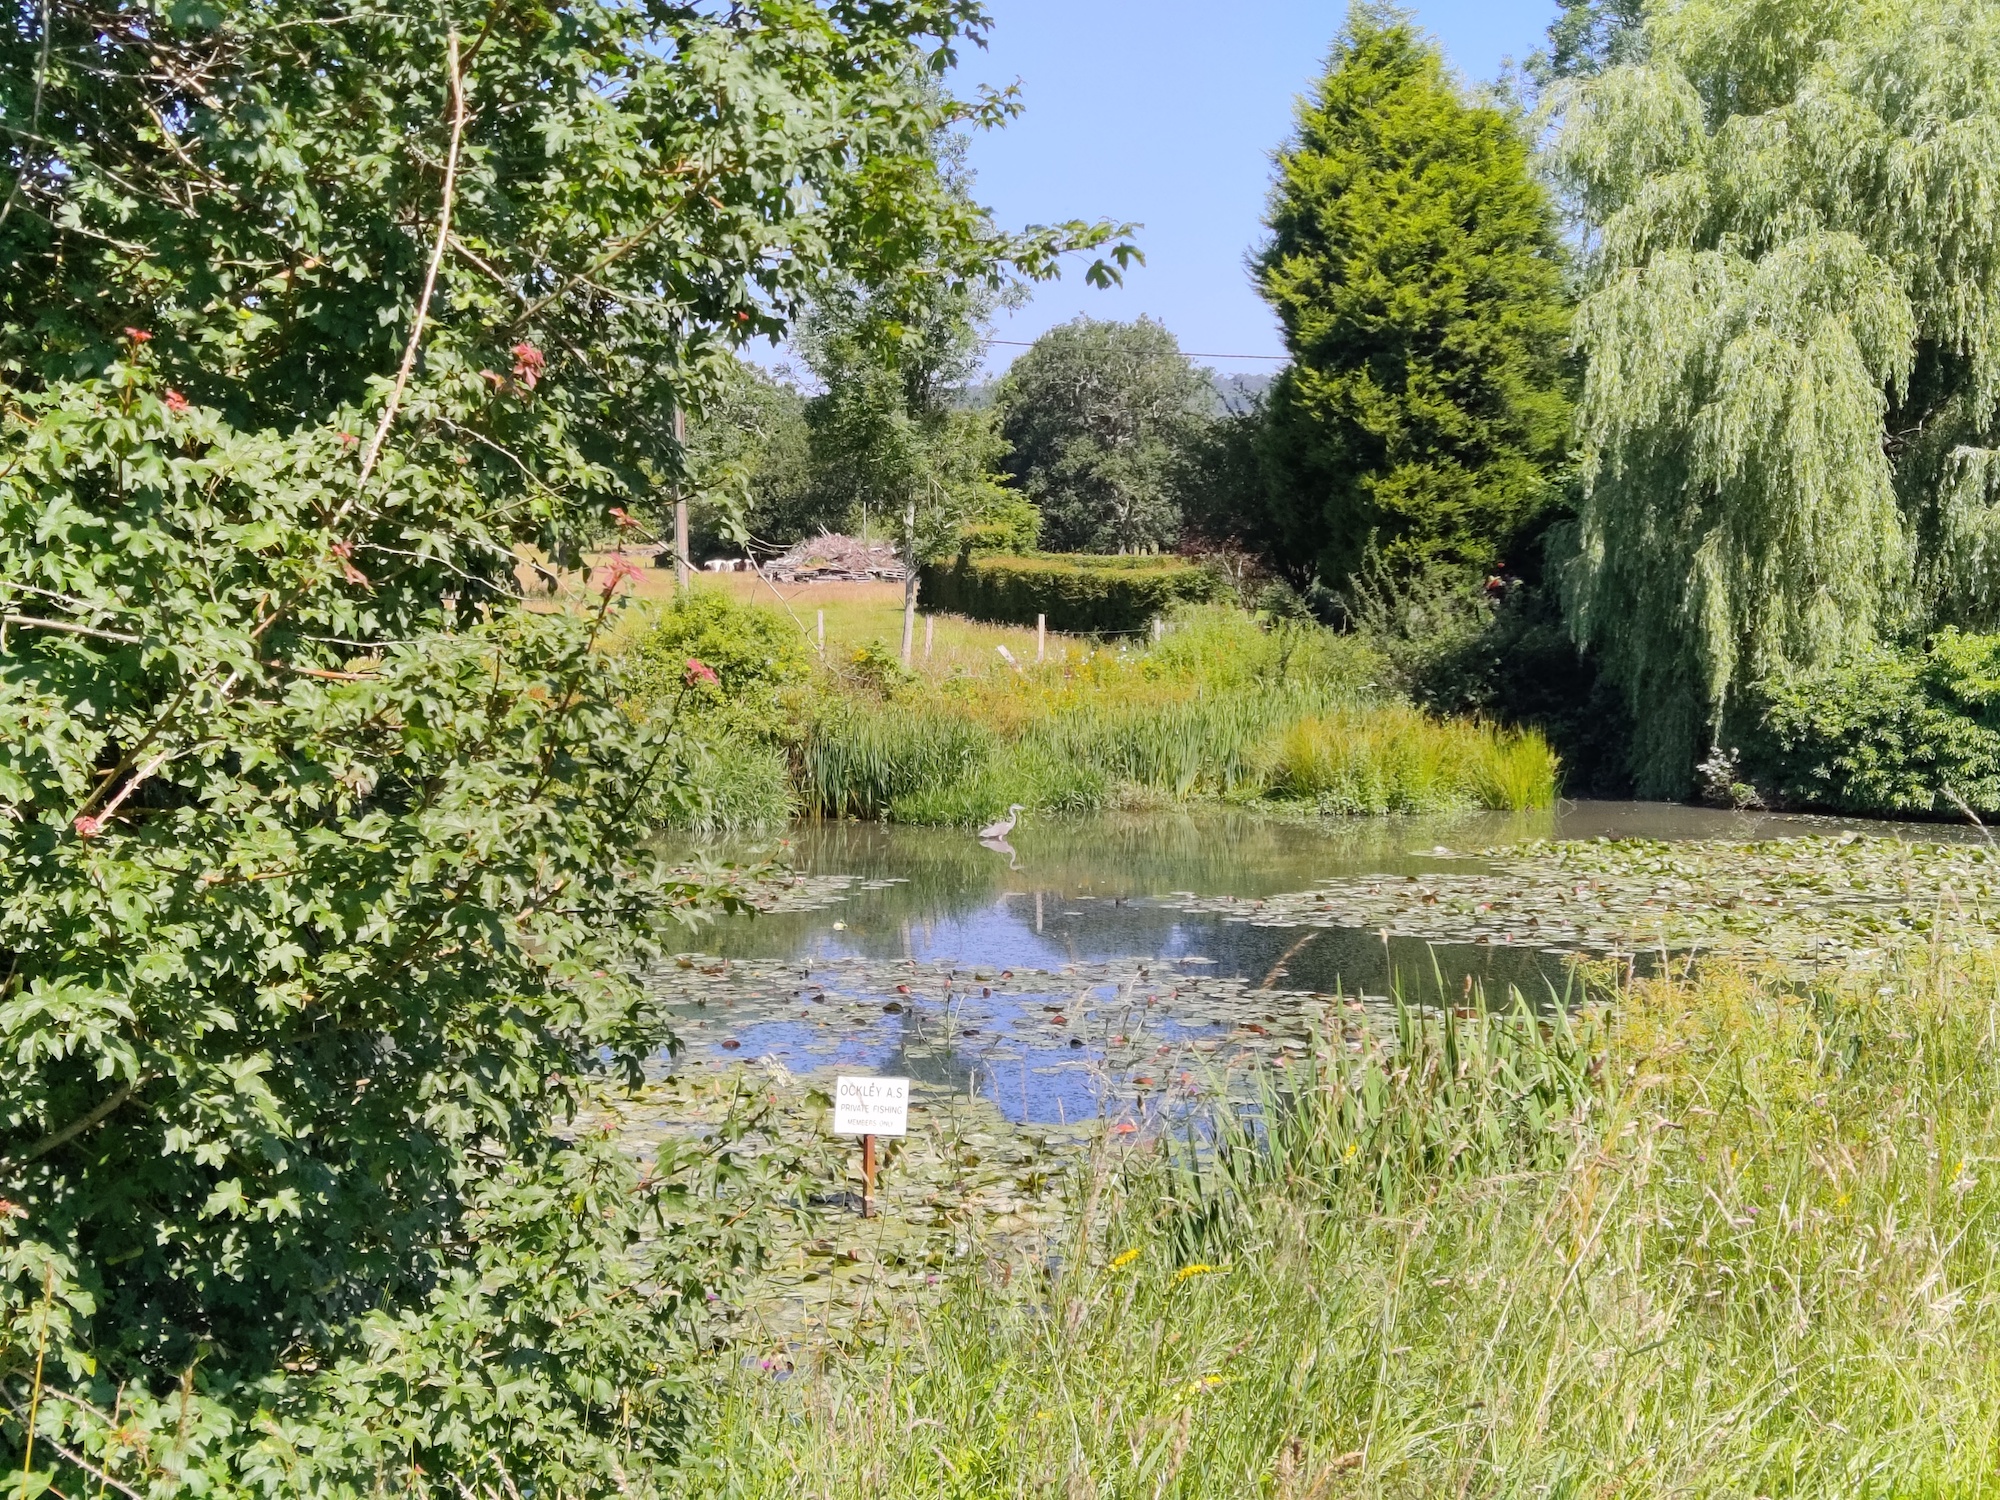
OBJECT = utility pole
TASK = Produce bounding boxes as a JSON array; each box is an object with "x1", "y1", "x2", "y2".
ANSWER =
[
  {"x1": 899, "y1": 498, "x2": 918, "y2": 666},
  {"x1": 673, "y1": 406, "x2": 690, "y2": 594}
]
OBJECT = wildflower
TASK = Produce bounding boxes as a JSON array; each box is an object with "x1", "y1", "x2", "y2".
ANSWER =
[
  {"x1": 330, "y1": 540, "x2": 369, "y2": 587},
  {"x1": 1111, "y1": 1121, "x2": 1137, "y2": 1136},
  {"x1": 1182, "y1": 1374, "x2": 1235, "y2": 1395},
  {"x1": 1173, "y1": 1262, "x2": 1227, "y2": 1283},
  {"x1": 123, "y1": 327, "x2": 152, "y2": 343},
  {"x1": 510, "y1": 341, "x2": 545, "y2": 389},
  {"x1": 597, "y1": 554, "x2": 644, "y2": 600},
  {"x1": 73, "y1": 815, "x2": 104, "y2": 839},
  {"x1": 684, "y1": 656, "x2": 720, "y2": 688},
  {"x1": 1110, "y1": 1247, "x2": 1141, "y2": 1269},
  {"x1": 1343, "y1": 1140, "x2": 1359, "y2": 1160},
  {"x1": 164, "y1": 389, "x2": 189, "y2": 413}
]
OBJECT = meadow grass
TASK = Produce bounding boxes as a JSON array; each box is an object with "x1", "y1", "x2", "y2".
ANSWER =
[
  {"x1": 579, "y1": 563, "x2": 1087, "y2": 678},
  {"x1": 794, "y1": 613, "x2": 1558, "y2": 825},
  {"x1": 692, "y1": 948, "x2": 2000, "y2": 1496},
  {"x1": 613, "y1": 584, "x2": 1562, "y2": 828}
]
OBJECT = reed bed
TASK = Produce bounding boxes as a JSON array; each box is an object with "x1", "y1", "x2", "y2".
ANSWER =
[
  {"x1": 1260, "y1": 705, "x2": 1562, "y2": 814},
  {"x1": 797, "y1": 684, "x2": 1558, "y2": 824},
  {"x1": 694, "y1": 949, "x2": 2000, "y2": 1496},
  {"x1": 629, "y1": 596, "x2": 1562, "y2": 826}
]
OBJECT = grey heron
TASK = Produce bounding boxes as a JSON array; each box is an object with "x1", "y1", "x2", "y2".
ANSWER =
[{"x1": 978, "y1": 804, "x2": 1025, "y2": 841}]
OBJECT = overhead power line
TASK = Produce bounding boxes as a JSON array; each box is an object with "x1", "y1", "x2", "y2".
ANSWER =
[{"x1": 984, "y1": 338, "x2": 1288, "y2": 362}]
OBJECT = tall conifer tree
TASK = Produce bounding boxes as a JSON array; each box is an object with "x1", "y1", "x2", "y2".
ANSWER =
[{"x1": 1253, "y1": 6, "x2": 1573, "y2": 591}]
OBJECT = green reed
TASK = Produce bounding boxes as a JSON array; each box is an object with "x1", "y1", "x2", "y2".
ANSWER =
[
  {"x1": 1259, "y1": 705, "x2": 1561, "y2": 814},
  {"x1": 693, "y1": 949, "x2": 2000, "y2": 1497},
  {"x1": 797, "y1": 684, "x2": 1559, "y2": 826}
]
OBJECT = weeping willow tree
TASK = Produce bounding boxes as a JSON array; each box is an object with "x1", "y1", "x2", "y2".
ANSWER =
[{"x1": 1550, "y1": 0, "x2": 2000, "y2": 794}]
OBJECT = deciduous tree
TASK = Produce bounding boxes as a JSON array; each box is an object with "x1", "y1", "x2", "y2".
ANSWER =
[
  {"x1": 995, "y1": 316, "x2": 1212, "y2": 554},
  {"x1": 1550, "y1": 0, "x2": 2000, "y2": 793},
  {"x1": 801, "y1": 275, "x2": 1017, "y2": 661}
]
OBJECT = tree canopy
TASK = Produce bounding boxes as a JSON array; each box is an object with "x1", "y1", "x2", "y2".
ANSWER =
[
  {"x1": 994, "y1": 316, "x2": 1213, "y2": 554},
  {"x1": 799, "y1": 266, "x2": 1014, "y2": 655},
  {"x1": 1253, "y1": 6, "x2": 1574, "y2": 593},
  {"x1": 1550, "y1": 0, "x2": 2000, "y2": 793},
  {"x1": 0, "y1": 0, "x2": 1124, "y2": 1489},
  {"x1": 683, "y1": 360, "x2": 817, "y2": 557}
]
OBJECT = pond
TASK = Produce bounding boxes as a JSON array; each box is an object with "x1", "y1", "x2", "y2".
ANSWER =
[{"x1": 649, "y1": 801, "x2": 1989, "y2": 1127}]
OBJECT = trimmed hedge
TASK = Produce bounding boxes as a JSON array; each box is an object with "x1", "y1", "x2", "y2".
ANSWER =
[
  {"x1": 918, "y1": 551, "x2": 1226, "y2": 634},
  {"x1": 1739, "y1": 629, "x2": 2000, "y2": 815}
]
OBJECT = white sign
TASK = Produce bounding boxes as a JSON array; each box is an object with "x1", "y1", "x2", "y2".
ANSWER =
[{"x1": 833, "y1": 1075, "x2": 910, "y2": 1137}]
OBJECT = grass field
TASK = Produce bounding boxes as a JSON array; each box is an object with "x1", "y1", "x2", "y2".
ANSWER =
[
  {"x1": 579, "y1": 554, "x2": 1563, "y2": 828},
  {"x1": 535, "y1": 550, "x2": 1090, "y2": 678},
  {"x1": 689, "y1": 947, "x2": 2000, "y2": 1496}
]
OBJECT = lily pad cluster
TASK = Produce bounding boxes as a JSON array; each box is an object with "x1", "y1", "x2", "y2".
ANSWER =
[
  {"x1": 1160, "y1": 836, "x2": 2000, "y2": 970},
  {"x1": 589, "y1": 1061, "x2": 1096, "y2": 1347},
  {"x1": 645, "y1": 952, "x2": 1378, "y2": 1126}
]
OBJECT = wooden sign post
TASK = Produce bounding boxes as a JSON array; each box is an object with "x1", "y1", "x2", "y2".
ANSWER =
[{"x1": 833, "y1": 1075, "x2": 909, "y2": 1219}]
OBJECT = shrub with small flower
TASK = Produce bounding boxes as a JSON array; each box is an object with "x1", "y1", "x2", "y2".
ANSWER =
[{"x1": 0, "y1": 0, "x2": 1123, "y2": 1491}]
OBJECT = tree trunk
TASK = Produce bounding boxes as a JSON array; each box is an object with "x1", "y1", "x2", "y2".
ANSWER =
[{"x1": 900, "y1": 498, "x2": 918, "y2": 665}]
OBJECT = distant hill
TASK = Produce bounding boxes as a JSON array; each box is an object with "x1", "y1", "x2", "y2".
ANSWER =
[
  {"x1": 961, "y1": 368, "x2": 1278, "y2": 416},
  {"x1": 1210, "y1": 370, "x2": 1274, "y2": 414}
]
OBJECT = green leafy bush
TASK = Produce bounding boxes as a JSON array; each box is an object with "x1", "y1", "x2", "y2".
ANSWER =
[
  {"x1": 919, "y1": 551, "x2": 1225, "y2": 634},
  {"x1": 952, "y1": 494, "x2": 1043, "y2": 555},
  {"x1": 0, "y1": 380, "x2": 758, "y2": 1492},
  {"x1": 1742, "y1": 630, "x2": 2000, "y2": 815},
  {"x1": 621, "y1": 593, "x2": 808, "y2": 828},
  {"x1": 627, "y1": 588, "x2": 814, "y2": 710}
]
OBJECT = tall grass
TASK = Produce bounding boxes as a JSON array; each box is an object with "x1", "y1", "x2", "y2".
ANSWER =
[
  {"x1": 796, "y1": 704, "x2": 996, "y2": 819},
  {"x1": 798, "y1": 687, "x2": 1560, "y2": 825},
  {"x1": 637, "y1": 597, "x2": 1563, "y2": 826},
  {"x1": 1260, "y1": 706, "x2": 1561, "y2": 814},
  {"x1": 693, "y1": 949, "x2": 2000, "y2": 1495}
]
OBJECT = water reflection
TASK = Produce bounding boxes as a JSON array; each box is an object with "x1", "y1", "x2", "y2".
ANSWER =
[
  {"x1": 660, "y1": 801, "x2": 1985, "y2": 1123},
  {"x1": 679, "y1": 800, "x2": 1968, "y2": 1004}
]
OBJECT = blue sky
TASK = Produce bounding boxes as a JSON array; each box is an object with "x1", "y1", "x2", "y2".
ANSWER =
[{"x1": 950, "y1": 0, "x2": 1563, "y2": 374}]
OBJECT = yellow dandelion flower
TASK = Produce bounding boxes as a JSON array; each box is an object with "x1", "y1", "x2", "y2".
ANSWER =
[{"x1": 1111, "y1": 1247, "x2": 1141, "y2": 1269}]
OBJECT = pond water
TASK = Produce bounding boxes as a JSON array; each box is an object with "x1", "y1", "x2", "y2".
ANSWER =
[
  {"x1": 689, "y1": 800, "x2": 1974, "y2": 988},
  {"x1": 649, "y1": 801, "x2": 1982, "y2": 1127}
]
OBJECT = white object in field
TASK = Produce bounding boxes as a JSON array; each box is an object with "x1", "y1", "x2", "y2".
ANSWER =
[
  {"x1": 996, "y1": 644, "x2": 1020, "y2": 671},
  {"x1": 979, "y1": 804, "x2": 1024, "y2": 841},
  {"x1": 924, "y1": 614, "x2": 934, "y2": 660},
  {"x1": 834, "y1": 1076, "x2": 910, "y2": 1137},
  {"x1": 817, "y1": 608, "x2": 825, "y2": 654},
  {"x1": 1151, "y1": 616, "x2": 1165, "y2": 642},
  {"x1": 1037, "y1": 613, "x2": 1045, "y2": 663}
]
